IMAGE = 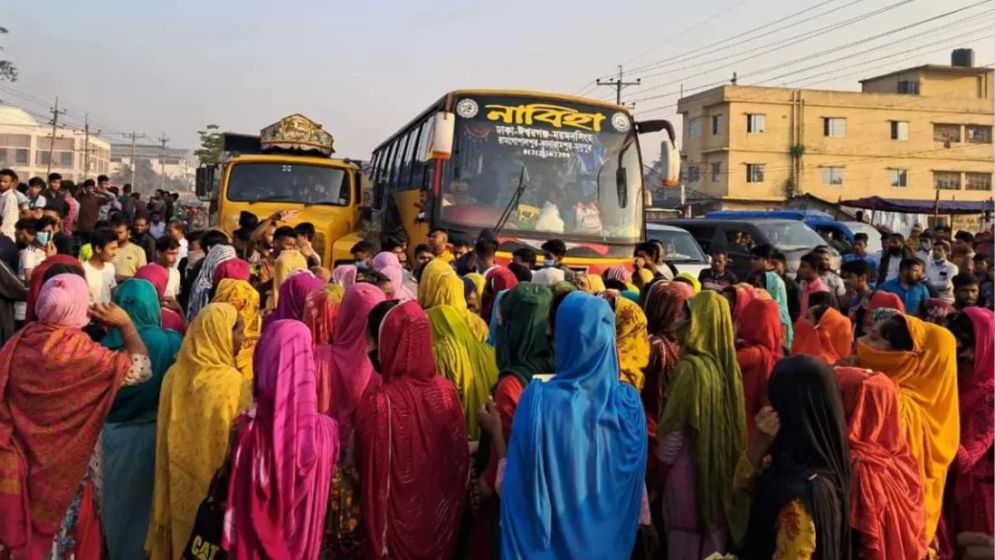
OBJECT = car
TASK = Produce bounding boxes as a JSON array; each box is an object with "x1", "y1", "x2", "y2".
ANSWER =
[
  {"x1": 705, "y1": 209, "x2": 860, "y2": 253},
  {"x1": 645, "y1": 223, "x2": 710, "y2": 278},
  {"x1": 653, "y1": 218, "x2": 840, "y2": 279}
]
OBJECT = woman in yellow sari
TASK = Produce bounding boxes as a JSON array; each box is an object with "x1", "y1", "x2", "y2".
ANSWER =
[
  {"x1": 212, "y1": 278, "x2": 260, "y2": 382},
  {"x1": 604, "y1": 292, "x2": 650, "y2": 390},
  {"x1": 146, "y1": 303, "x2": 252, "y2": 560},
  {"x1": 418, "y1": 258, "x2": 498, "y2": 439},
  {"x1": 270, "y1": 249, "x2": 308, "y2": 310},
  {"x1": 464, "y1": 272, "x2": 486, "y2": 314},
  {"x1": 856, "y1": 313, "x2": 959, "y2": 545}
]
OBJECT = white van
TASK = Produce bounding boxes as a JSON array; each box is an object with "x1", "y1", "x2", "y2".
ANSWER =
[{"x1": 646, "y1": 223, "x2": 710, "y2": 278}]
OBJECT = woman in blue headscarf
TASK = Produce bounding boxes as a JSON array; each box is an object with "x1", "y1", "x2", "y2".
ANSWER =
[
  {"x1": 760, "y1": 270, "x2": 794, "y2": 348},
  {"x1": 100, "y1": 278, "x2": 183, "y2": 560},
  {"x1": 500, "y1": 291, "x2": 647, "y2": 559}
]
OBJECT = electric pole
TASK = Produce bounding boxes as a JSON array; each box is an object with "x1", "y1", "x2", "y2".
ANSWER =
[
  {"x1": 122, "y1": 131, "x2": 146, "y2": 188},
  {"x1": 597, "y1": 65, "x2": 641, "y2": 105},
  {"x1": 45, "y1": 97, "x2": 67, "y2": 175},
  {"x1": 158, "y1": 133, "x2": 169, "y2": 190},
  {"x1": 82, "y1": 114, "x2": 101, "y2": 182}
]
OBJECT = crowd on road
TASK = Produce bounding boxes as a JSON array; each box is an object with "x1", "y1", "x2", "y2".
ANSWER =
[{"x1": 0, "y1": 165, "x2": 990, "y2": 560}]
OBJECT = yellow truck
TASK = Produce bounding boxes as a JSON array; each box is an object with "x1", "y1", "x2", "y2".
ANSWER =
[{"x1": 195, "y1": 114, "x2": 363, "y2": 265}]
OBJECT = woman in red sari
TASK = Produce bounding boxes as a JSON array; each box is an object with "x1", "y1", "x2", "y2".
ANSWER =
[
  {"x1": 23, "y1": 255, "x2": 82, "y2": 323},
  {"x1": 791, "y1": 305, "x2": 853, "y2": 366},
  {"x1": 0, "y1": 274, "x2": 150, "y2": 560},
  {"x1": 356, "y1": 300, "x2": 469, "y2": 560},
  {"x1": 735, "y1": 298, "x2": 782, "y2": 439}
]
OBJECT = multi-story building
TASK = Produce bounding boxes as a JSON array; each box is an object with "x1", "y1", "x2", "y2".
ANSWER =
[
  {"x1": 109, "y1": 143, "x2": 196, "y2": 188},
  {"x1": 0, "y1": 104, "x2": 111, "y2": 183},
  {"x1": 676, "y1": 50, "x2": 994, "y2": 210}
]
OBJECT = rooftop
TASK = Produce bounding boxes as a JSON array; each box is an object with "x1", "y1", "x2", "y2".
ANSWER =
[
  {"x1": 0, "y1": 105, "x2": 41, "y2": 127},
  {"x1": 859, "y1": 64, "x2": 993, "y2": 83}
]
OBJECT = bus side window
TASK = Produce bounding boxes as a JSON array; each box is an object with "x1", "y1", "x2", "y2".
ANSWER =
[
  {"x1": 399, "y1": 127, "x2": 420, "y2": 190},
  {"x1": 411, "y1": 119, "x2": 432, "y2": 190},
  {"x1": 387, "y1": 134, "x2": 409, "y2": 193}
]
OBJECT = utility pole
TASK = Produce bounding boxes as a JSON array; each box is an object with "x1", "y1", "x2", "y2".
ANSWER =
[
  {"x1": 122, "y1": 131, "x2": 146, "y2": 187},
  {"x1": 82, "y1": 113, "x2": 101, "y2": 182},
  {"x1": 45, "y1": 97, "x2": 67, "y2": 175},
  {"x1": 158, "y1": 133, "x2": 169, "y2": 190},
  {"x1": 597, "y1": 65, "x2": 641, "y2": 105}
]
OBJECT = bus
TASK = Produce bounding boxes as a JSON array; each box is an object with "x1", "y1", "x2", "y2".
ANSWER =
[
  {"x1": 196, "y1": 114, "x2": 365, "y2": 265},
  {"x1": 367, "y1": 89, "x2": 679, "y2": 273}
]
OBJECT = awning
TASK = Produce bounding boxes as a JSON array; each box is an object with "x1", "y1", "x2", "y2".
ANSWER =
[{"x1": 839, "y1": 196, "x2": 994, "y2": 215}]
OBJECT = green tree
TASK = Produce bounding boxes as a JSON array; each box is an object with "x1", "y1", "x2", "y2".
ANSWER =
[
  {"x1": 195, "y1": 124, "x2": 223, "y2": 165},
  {"x1": 0, "y1": 27, "x2": 17, "y2": 82}
]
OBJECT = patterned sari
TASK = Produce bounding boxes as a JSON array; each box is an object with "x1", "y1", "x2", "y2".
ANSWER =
[{"x1": 212, "y1": 278, "x2": 261, "y2": 382}]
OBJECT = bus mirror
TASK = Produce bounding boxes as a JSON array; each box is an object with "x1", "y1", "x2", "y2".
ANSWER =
[
  {"x1": 426, "y1": 112, "x2": 455, "y2": 160},
  {"x1": 643, "y1": 189, "x2": 653, "y2": 207},
  {"x1": 636, "y1": 119, "x2": 676, "y2": 142},
  {"x1": 660, "y1": 138, "x2": 680, "y2": 187},
  {"x1": 195, "y1": 165, "x2": 217, "y2": 200},
  {"x1": 616, "y1": 167, "x2": 628, "y2": 208}
]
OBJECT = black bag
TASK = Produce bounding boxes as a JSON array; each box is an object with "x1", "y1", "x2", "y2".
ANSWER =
[{"x1": 182, "y1": 463, "x2": 231, "y2": 560}]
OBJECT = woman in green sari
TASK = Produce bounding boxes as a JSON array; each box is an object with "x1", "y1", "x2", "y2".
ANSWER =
[
  {"x1": 100, "y1": 279, "x2": 183, "y2": 560},
  {"x1": 655, "y1": 290, "x2": 748, "y2": 559}
]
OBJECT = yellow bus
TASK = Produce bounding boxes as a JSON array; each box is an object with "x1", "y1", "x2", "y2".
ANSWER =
[
  {"x1": 196, "y1": 114, "x2": 364, "y2": 265},
  {"x1": 367, "y1": 89, "x2": 679, "y2": 273}
]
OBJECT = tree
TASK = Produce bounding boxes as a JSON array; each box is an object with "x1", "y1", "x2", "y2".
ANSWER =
[
  {"x1": 0, "y1": 27, "x2": 17, "y2": 82},
  {"x1": 195, "y1": 124, "x2": 223, "y2": 165}
]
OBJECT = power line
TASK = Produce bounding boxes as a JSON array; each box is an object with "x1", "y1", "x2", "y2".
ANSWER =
[
  {"x1": 596, "y1": 66, "x2": 642, "y2": 104},
  {"x1": 45, "y1": 97, "x2": 67, "y2": 175}
]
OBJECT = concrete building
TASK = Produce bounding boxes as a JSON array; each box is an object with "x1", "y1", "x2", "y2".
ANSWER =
[
  {"x1": 676, "y1": 50, "x2": 994, "y2": 210},
  {"x1": 0, "y1": 104, "x2": 111, "y2": 182},
  {"x1": 109, "y1": 143, "x2": 196, "y2": 187}
]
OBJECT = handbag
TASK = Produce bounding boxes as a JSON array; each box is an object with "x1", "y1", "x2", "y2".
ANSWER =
[{"x1": 182, "y1": 461, "x2": 231, "y2": 560}]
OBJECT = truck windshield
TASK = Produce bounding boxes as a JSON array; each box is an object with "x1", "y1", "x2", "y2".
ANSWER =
[
  {"x1": 227, "y1": 162, "x2": 350, "y2": 205},
  {"x1": 440, "y1": 94, "x2": 642, "y2": 243}
]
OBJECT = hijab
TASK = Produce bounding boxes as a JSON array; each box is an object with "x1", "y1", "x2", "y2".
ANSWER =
[
  {"x1": 212, "y1": 258, "x2": 251, "y2": 287},
  {"x1": 730, "y1": 282, "x2": 761, "y2": 325},
  {"x1": 464, "y1": 273, "x2": 486, "y2": 312},
  {"x1": 764, "y1": 271, "x2": 794, "y2": 348},
  {"x1": 610, "y1": 294, "x2": 650, "y2": 390},
  {"x1": 643, "y1": 281, "x2": 694, "y2": 434},
  {"x1": 222, "y1": 321, "x2": 336, "y2": 560},
  {"x1": 302, "y1": 283, "x2": 344, "y2": 347},
  {"x1": 922, "y1": 297, "x2": 955, "y2": 324},
  {"x1": 864, "y1": 291, "x2": 905, "y2": 330},
  {"x1": 791, "y1": 307, "x2": 853, "y2": 365},
  {"x1": 267, "y1": 272, "x2": 325, "y2": 324},
  {"x1": 744, "y1": 356, "x2": 851, "y2": 560},
  {"x1": 356, "y1": 302, "x2": 469, "y2": 559},
  {"x1": 187, "y1": 244, "x2": 236, "y2": 320},
  {"x1": 674, "y1": 271, "x2": 701, "y2": 293},
  {"x1": 135, "y1": 263, "x2": 186, "y2": 333},
  {"x1": 212, "y1": 279, "x2": 261, "y2": 382},
  {"x1": 102, "y1": 279, "x2": 183, "y2": 423},
  {"x1": 500, "y1": 292, "x2": 646, "y2": 559},
  {"x1": 494, "y1": 283, "x2": 554, "y2": 385},
  {"x1": 330, "y1": 263, "x2": 357, "y2": 288},
  {"x1": 419, "y1": 258, "x2": 490, "y2": 341},
  {"x1": 25, "y1": 255, "x2": 83, "y2": 322},
  {"x1": 372, "y1": 251, "x2": 414, "y2": 302},
  {"x1": 482, "y1": 266, "x2": 518, "y2": 322},
  {"x1": 736, "y1": 298, "x2": 783, "y2": 439}
]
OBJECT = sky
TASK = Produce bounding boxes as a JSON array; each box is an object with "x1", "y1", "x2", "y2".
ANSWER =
[{"x1": 4, "y1": 0, "x2": 993, "y2": 161}]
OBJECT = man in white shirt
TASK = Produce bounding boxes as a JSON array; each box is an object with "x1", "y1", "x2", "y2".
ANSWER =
[
  {"x1": 926, "y1": 240, "x2": 959, "y2": 302},
  {"x1": 155, "y1": 236, "x2": 182, "y2": 298},
  {"x1": 82, "y1": 228, "x2": 119, "y2": 304},
  {"x1": 0, "y1": 170, "x2": 22, "y2": 242},
  {"x1": 166, "y1": 220, "x2": 188, "y2": 269}
]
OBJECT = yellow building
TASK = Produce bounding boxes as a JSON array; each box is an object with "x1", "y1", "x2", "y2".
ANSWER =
[{"x1": 676, "y1": 51, "x2": 994, "y2": 210}]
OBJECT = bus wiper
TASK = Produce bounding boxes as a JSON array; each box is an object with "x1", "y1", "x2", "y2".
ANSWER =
[{"x1": 494, "y1": 164, "x2": 528, "y2": 236}]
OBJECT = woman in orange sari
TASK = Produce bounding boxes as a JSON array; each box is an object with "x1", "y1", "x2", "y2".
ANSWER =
[
  {"x1": 791, "y1": 305, "x2": 853, "y2": 365},
  {"x1": 856, "y1": 313, "x2": 959, "y2": 546},
  {"x1": 736, "y1": 298, "x2": 782, "y2": 439}
]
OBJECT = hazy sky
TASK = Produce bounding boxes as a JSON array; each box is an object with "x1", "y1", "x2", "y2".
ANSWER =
[{"x1": 4, "y1": 0, "x2": 993, "y2": 160}]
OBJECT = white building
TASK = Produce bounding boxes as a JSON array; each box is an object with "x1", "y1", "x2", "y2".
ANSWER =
[{"x1": 0, "y1": 104, "x2": 111, "y2": 182}]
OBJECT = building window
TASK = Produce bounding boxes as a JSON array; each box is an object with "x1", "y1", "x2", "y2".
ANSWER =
[
  {"x1": 821, "y1": 167, "x2": 844, "y2": 186},
  {"x1": 965, "y1": 172, "x2": 992, "y2": 191},
  {"x1": 36, "y1": 152, "x2": 50, "y2": 166},
  {"x1": 890, "y1": 169, "x2": 908, "y2": 187},
  {"x1": 14, "y1": 149, "x2": 27, "y2": 165},
  {"x1": 934, "y1": 124, "x2": 961, "y2": 144},
  {"x1": 890, "y1": 121, "x2": 909, "y2": 141},
  {"x1": 747, "y1": 114, "x2": 766, "y2": 134},
  {"x1": 711, "y1": 115, "x2": 722, "y2": 135},
  {"x1": 746, "y1": 164, "x2": 765, "y2": 183},
  {"x1": 58, "y1": 152, "x2": 73, "y2": 168},
  {"x1": 823, "y1": 118, "x2": 846, "y2": 137},
  {"x1": 934, "y1": 171, "x2": 961, "y2": 190},
  {"x1": 897, "y1": 80, "x2": 920, "y2": 95},
  {"x1": 689, "y1": 118, "x2": 702, "y2": 139},
  {"x1": 687, "y1": 165, "x2": 700, "y2": 183},
  {"x1": 966, "y1": 125, "x2": 992, "y2": 143},
  {"x1": 711, "y1": 162, "x2": 721, "y2": 181}
]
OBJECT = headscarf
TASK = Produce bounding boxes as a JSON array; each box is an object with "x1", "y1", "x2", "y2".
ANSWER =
[
  {"x1": 659, "y1": 290, "x2": 748, "y2": 543},
  {"x1": 102, "y1": 279, "x2": 182, "y2": 423},
  {"x1": 419, "y1": 258, "x2": 489, "y2": 341},
  {"x1": 372, "y1": 251, "x2": 414, "y2": 302},
  {"x1": 356, "y1": 302, "x2": 469, "y2": 559},
  {"x1": 610, "y1": 295, "x2": 650, "y2": 390},
  {"x1": 856, "y1": 315, "x2": 959, "y2": 541},
  {"x1": 494, "y1": 283, "x2": 554, "y2": 385},
  {"x1": 580, "y1": 272, "x2": 607, "y2": 295},
  {"x1": 501, "y1": 292, "x2": 646, "y2": 559},
  {"x1": 187, "y1": 244, "x2": 236, "y2": 320},
  {"x1": 135, "y1": 263, "x2": 186, "y2": 333},
  {"x1": 24, "y1": 255, "x2": 82, "y2": 322},
  {"x1": 267, "y1": 272, "x2": 325, "y2": 324},
  {"x1": 330, "y1": 263, "x2": 357, "y2": 288},
  {"x1": 791, "y1": 307, "x2": 853, "y2": 365},
  {"x1": 313, "y1": 284, "x2": 385, "y2": 447},
  {"x1": 222, "y1": 321, "x2": 336, "y2": 560},
  {"x1": 643, "y1": 281, "x2": 694, "y2": 434},
  {"x1": 213, "y1": 258, "x2": 251, "y2": 287},
  {"x1": 764, "y1": 271, "x2": 794, "y2": 348},
  {"x1": 674, "y1": 271, "x2": 701, "y2": 293},
  {"x1": 482, "y1": 266, "x2": 518, "y2": 322},
  {"x1": 302, "y1": 283, "x2": 344, "y2": 347},
  {"x1": 464, "y1": 272, "x2": 486, "y2": 312},
  {"x1": 730, "y1": 282, "x2": 761, "y2": 324},
  {"x1": 605, "y1": 265, "x2": 632, "y2": 283},
  {"x1": 272, "y1": 250, "x2": 309, "y2": 307},
  {"x1": 212, "y1": 279, "x2": 261, "y2": 382},
  {"x1": 736, "y1": 298, "x2": 783, "y2": 439},
  {"x1": 147, "y1": 303, "x2": 251, "y2": 559},
  {"x1": 836, "y1": 368, "x2": 927, "y2": 560},
  {"x1": 922, "y1": 297, "x2": 955, "y2": 324},
  {"x1": 0, "y1": 274, "x2": 131, "y2": 559},
  {"x1": 864, "y1": 291, "x2": 905, "y2": 330},
  {"x1": 744, "y1": 356, "x2": 851, "y2": 560}
]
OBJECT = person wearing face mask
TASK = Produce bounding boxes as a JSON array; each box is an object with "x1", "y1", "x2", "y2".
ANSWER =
[
  {"x1": 877, "y1": 233, "x2": 914, "y2": 284},
  {"x1": 916, "y1": 231, "x2": 935, "y2": 263},
  {"x1": 349, "y1": 240, "x2": 375, "y2": 272},
  {"x1": 926, "y1": 240, "x2": 959, "y2": 303}
]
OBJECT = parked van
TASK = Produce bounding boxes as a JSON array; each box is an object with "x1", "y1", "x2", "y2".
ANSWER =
[
  {"x1": 645, "y1": 223, "x2": 710, "y2": 278},
  {"x1": 704, "y1": 210, "x2": 859, "y2": 253}
]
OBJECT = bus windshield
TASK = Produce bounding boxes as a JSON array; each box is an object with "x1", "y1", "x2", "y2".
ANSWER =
[
  {"x1": 227, "y1": 162, "x2": 350, "y2": 205},
  {"x1": 439, "y1": 94, "x2": 642, "y2": 242}
]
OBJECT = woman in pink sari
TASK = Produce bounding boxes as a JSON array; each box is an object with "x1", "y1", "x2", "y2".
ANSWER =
[
  {"x1": 372, "y1": 251, "x2": 414, "y2": 302},
  {"x1": 223, "y1": 320, "x2": 336, "y2": 559},
  {"x1": 135, "y1": 264, "x2": 186, "y2": 333},
  {"x1": 263, "y1": 272, "x2": 325, "y2": 328},
  {"x1": 331, "y1": 265, "x2": 358, "y2": 288}
]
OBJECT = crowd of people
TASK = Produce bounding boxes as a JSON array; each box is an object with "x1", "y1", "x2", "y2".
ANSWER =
[{"x1": 0, "y1": 169, "x2": 990, "y2": 560}]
